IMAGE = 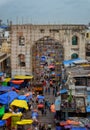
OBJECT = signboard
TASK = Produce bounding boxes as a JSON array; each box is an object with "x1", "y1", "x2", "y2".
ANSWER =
[{"x1": 75, "y1": 96, "x2": 86, "y2": 113}]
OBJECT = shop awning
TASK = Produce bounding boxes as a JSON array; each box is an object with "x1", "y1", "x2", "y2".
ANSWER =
[{"x1": 14, "y1": 75, "x2": 33, "y2": 80}]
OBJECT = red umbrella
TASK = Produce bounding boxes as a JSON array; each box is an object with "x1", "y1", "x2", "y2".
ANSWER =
[
  {"x1": 37, "y1": 104, "x2": 44, "y2": 109},
  {"x1": 48, "y1": 65, "x2": 55, "y2": 69}
]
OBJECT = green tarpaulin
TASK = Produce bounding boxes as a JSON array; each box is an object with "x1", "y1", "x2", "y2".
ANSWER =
[
  {"x1": 1, "y1": 82, "x2": 8, "y2": 86},
  {"x1": 0, "y1": 106, "x2": 5, "y2": 118}
]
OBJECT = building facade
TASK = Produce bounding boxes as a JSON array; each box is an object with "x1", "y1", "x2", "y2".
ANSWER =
[
  {"x1": 85, "y1": 25, "x2": 90, "y2": 61},
  {"x1": 10, "y1": 24, "x2": 86, "y2": 77},
  {"x1": 0, "y1": 24, "x2": 11, "y2": 77}
]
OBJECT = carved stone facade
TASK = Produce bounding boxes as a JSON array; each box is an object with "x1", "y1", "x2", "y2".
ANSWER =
[{"x1": 10, "y1": 24, "x2": 86, "y2": 77}]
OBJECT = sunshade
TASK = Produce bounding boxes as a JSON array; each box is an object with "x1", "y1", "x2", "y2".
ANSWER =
[
  {"x1": 16, "y1": 119, "x2": 33, "y2": 125},
  {"x1": 0, "y1": 120, "x2": 6, "y2": 127},
  {"x1": 4, "y1": 78, "x2": 11, "y2": 82},
  {"x1": 14, "y1": 75, "x2": 33, "y2": 79},
  {"x1": 11, "y1": 80, "x2": 24, "y2": 85},
  {"x1": 2, "y1": 112, "x2": 22, "y2": 120},
  {"x1": 60, "y1": 89, "x2": 68, "y2": 94},
  {"x1": 10, "y1": 99, "x2": 29, "y2": 110},
  {"x1": 0, "y1": 86, "x2": 12, "y2": 92},
  {"x1": 0, "y1": 91, "x2": 18, "y2": 105},
  {"x1": 63, "y1": 58, "x2": 81, "y2": 67},
  {"x1": 0, "y1": 106, "x2": 5, "y2": 118}
]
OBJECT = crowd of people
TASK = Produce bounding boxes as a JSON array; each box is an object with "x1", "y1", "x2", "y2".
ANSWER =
[{"x1": 21, "y1": 79, "x2": 60, "y2": 130}]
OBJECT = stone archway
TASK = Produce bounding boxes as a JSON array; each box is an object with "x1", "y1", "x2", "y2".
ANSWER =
[{"x1": 32, "y1": 36, "x2": 64, "y2": 81}]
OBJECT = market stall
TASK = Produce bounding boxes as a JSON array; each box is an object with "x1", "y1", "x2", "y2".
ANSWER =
[{"x1": 2, "y1": 112, "x2": 22, "y2": 129}]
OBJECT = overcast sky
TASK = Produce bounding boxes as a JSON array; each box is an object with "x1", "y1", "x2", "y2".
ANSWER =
[{"x1": 0, "y1": 0, "x2": 90, "y2": 24}]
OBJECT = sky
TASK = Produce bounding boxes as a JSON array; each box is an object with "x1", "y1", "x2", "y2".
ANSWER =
[{"x1": 0, "y1": 0, "x2": 90, "y2": 25}]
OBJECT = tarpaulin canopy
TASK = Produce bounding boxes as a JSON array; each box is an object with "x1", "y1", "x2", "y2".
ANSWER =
[
  {"x1": 11, "y1": 80, "x2": 24, "y2": 85},
  {"x1": 14, "y1": 75, "x2": 33, "y2": 79},
  {"x1": 0, "y1": 86, "x2": 12, "y2": 92},
  {"x1": 4, "y1": 78, "x2": 11, "y2": 82},
  {"x1": 60, "y1": 89, "x2": 68, "y2": 94},
  {"x1": 18, "y1": 95, "x2": 27, "y2": 100},
  {"x1": 0, "y1": 91, "x2": 18, "y2": 105},
  {"x1": 0, "y1": 120, "x2": 6, "y2": 127},
  {"x1": 0, "y1": 24, "x2": 8, "y2": 29},
  {"x1": 16, "y1": 119, "x2": 33, "y2": 125},
  {"x1": 73, "y1": 59, "x2": 88, "y2": 64},
  {"x1": 0, "y1": 106, "x2": 5, "y2": 118},
  {"x1": 86, "y1": 106, "x2": 90, "y2": 112},
  {"x1": 63, "y1": 58, "x2": 81, "y2": 67},
  {"x1": 17, "y1": 95, "x2": 31, "y2": 102},
  {"x1": 10, "y1": 99, "x2": 29, "y2": 110},
  {"x1": 2, "y1": 112, "x2": 22, "y2": 120}
]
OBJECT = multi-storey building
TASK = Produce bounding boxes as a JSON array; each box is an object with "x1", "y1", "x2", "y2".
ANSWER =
[
  {"x1": 10, "y1": 24, "x2": 86, "y2": 78},
  {"x1": 85, "y1": 24, "x2": 90, "y2": 61},
  {"x1": 0, "y1": 23, "x2": 11, "y2": 77}
]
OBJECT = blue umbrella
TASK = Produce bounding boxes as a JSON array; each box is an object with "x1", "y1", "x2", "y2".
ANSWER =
[
  {"x1": 37, "y1": 95, "x2": 44, "y2": 99},
  {"x1": 60, "y1": 89, "x2": 68, "y2": 94}
]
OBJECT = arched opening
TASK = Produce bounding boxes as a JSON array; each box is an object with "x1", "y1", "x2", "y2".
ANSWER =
[
  {"x1": 18, "y1": 54, "x2": 25, "y2": 67},
  {"x1": 32, "y1": 36, "x2": 64, "y2": 81},
  {"x1": 72, "y1": 35, "x2": 78, "y2": 45},
  {"x1": 71, "y1": 53, "x2": 78, "y2": 59}
]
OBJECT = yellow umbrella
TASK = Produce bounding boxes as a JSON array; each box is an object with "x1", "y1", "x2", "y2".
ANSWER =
[{"x1": 10, "y1": 99, "x2": 29, "y2": 110}]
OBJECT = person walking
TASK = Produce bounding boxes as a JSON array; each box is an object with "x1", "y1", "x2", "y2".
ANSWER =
[
  {"x1": 44, "y1": 108, "x2": 47, "y2": 116},
  {"x1": 41, "y1": 108, "x2": 44, "y2": 116},
  {"x1": 47, "y1": 86, "x2": 50, "y2": 95}
]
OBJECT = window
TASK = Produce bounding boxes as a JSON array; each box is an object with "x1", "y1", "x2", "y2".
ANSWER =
[
  {"x1": 71, "y1": 53, "x2": 78, "y2": 59},
  {"x1": 18, "y1": 54, "x2": 25, "y2": 67},
  {"x1": 86, "y1": 52, "x2": 90, "y2": 56},
  {"x1": 72, "y1": 35, "x2": 78, "y2": 45},
  {"x1": 40, "y1": 29, "x2": 44, "y2": 33},
  {"x1": 19, "y1": 36, "x2": 25, "y2": 46},
  {"x1": 86, "y1": 33, "x2": 89, "y2": 38},
  {"x1": 49, "y1": 29, "x2": 59, "y2": 33}
]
